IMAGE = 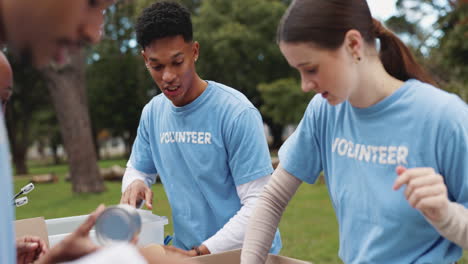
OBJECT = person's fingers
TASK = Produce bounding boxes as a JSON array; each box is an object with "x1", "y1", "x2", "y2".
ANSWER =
[
  {"x1": 24, "y1": 251, "x2": 36, "y2": 264},
  {"x1": 393, "y1": 167, "x2": 435, "y2": 190},
  {"x1": 21, "y1": 236, "x2": 32, "y2": 243},
  {"x1": 18, "y1": 253, "x2": 26, "y2": 264},
  {"x1": 39, "y1": 238, "x2": 49, "y2": 252},
  {"x1": 404, "y1": 173, "x2": 444, "y2": 199},
  {"x1": 415, "y1": 195, "x2": 447, "y2": 212},
  {"x1": 396, "y1": 166, "x2": 406, "y2": 176},
  {"x1": 76, "y1": 204, "x2": 106, "y2": 235},
  {"x1": 120, "y1": 190, "x2": 128, "y2": 205},
  {"x1": 145, "y1": 187, "x2": 153, "y2": 210},
  {"x1": 407, "y1": 184, "x2": 446, "y2": 208},
  {"x1": 37, "y1": 239, "x2": 48, "y2": 259},
  {"x1": 129, "y1": 186, "x2": 138, "y2": 208},
  {"x1": 16, "y1": 242, "x2": 38, "y2": 253},
  {"x1": 394, "y1": 169, "x2": 410, "y2": 190}
]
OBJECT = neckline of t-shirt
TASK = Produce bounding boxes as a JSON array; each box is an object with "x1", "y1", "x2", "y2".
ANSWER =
[
  {"x1": 348, "y1": 79, "x2": 418, "y2": 116},
  {"x1": 170, "y1": 80, "x2": 213, "y2": 113}
]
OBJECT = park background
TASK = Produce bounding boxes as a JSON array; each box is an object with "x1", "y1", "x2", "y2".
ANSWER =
[{"x1": 6, "y1": 0, "x2": 468, "y2": 263}]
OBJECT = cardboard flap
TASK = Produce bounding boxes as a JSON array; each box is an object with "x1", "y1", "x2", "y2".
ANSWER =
[
  {"x1": 193, "y1": 249, "x2": 311, "y2": 264},
  {"x1": 15, "y1": 217, "x2": 50, "y2": 248}
]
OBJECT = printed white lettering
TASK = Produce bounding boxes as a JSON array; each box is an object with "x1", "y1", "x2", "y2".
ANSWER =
[
  {"x1": 332, "y1": 138, "x2": 340, "y2": 153},
  {"x1": 198, "y1": 132, "x2": 204, "y2": 144},
  {"x1": 358, "y1": 145, "x2": 371, "y2": 162},
  {"x1": 205, "y1": 132, "x2": 212, "y2": 144},
  {"x1": 331, "y1": 137, "x2": 409, "y2": 166},
  {"x1": 397, "y1": 146, "x2": 408, "y2": 165},
  {"x1": 338, "y1": 139, "x2": 348, "y2": 156},
  {"x1": 387, "y1": 146, "x2": 397, "y2": 165},
  {"x1": 170, "y1": 132, "x2": 175, "y2": 143},
  {"x1": 159, "y1": 131, "x2": 212, "y2": 145},
  {"x1": 347, "y1": 142, "x2": 359, "y2": 158},
  {"x1": 370, "y1": 146, "x2": 379, "y2": 163},
  {"x1": 191, "y1": 132, "x2": 197, "y2": 143},
  {"x1": 379, "y1": 146, "x2": 387, "y2": 164}
]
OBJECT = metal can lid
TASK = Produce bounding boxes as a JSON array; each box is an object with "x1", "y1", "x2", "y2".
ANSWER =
[{"x1": 95, "y1": 204, "x2": 142, "y2": 245}]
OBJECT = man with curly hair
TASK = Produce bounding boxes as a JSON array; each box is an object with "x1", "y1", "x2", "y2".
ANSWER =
[{"x1": 120, "y1": 1, "x2": 282, "y2": 257}]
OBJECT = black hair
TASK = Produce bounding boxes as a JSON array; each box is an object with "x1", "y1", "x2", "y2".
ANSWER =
[{"x1": 135, "y1": 1, "x2": 193, "y2": 49}]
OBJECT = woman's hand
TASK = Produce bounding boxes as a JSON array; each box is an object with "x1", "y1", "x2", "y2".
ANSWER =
[{"x1": 393, "y1": 166, "x2": 449, "y2": 222}]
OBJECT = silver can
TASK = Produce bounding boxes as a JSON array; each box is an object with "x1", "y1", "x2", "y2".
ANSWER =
[{"x1": 95, "y1": 204, "x2": 142, "y2": 245}]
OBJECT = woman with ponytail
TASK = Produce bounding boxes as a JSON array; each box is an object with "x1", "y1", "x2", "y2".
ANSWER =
[{"x1": 241, "y1": 0, "x2": 468, "y2": 263}]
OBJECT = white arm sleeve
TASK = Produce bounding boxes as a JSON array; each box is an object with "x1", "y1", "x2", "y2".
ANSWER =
[
  {"x1": 121, "y1": 161, "x2": 158, "y2": 193},
  {"x1": 427, "y1": 201, "x2": 468, "y2": 249},
  {"x1": 241, "y1": 164, "x2": 302, "y2": 264},
  {"x1": 201, "y1": 175, "x2": 271, "y2": 254}
]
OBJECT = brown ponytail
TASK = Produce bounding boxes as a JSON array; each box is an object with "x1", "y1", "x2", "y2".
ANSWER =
[
  {"x1": 372, "y1": 19, "x2": 436, "y2": 86},
  {"x1": 278, "y1": 0, "x2": 436, "y2": 86}
]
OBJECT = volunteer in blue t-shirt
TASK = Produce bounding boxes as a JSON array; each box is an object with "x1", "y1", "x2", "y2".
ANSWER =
[
  {"x1": 241, "y1": 0, "x2": 468, "y2": 263},
  {"x1": 119, "y1": 1, "x2": 282, "y2": 257}
]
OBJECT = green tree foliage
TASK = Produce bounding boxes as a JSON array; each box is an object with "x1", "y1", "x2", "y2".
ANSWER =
[
  {"x1": 5, "y1": 55, "x2": 60, "y2": 174},
  {"x1": 193, "y1": 0, "x2": 294, "y2": 106},
  {"x1": 387, "y1": 0, "x2": 468, "y2": 101},
  {"x1": 258, "y1": 78, "x2": 314, "y2": 126},
  {"x1": 87, "y1": 2, "x2": 155, "y2": 156},
  {"x1": 193, "y1": 0, "x2": 297, "y2": 148}
]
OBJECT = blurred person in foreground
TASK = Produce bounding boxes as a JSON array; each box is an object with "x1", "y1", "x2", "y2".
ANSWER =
[
  {"x1": 241, "y1": 0, "x2": 468, "y2": 263},
  {"x1": 0, "y1": 52, "x2": 13, "y2": 113},
  {"x1": 0, "y1": 1, "x2": 191, "y2": 263},
  {"x1": 0, "y1": 51, "x2": 49, "y2": 264}
]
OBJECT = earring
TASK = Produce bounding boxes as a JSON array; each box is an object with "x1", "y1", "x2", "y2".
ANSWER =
[{"x1": 354, "y1": 55, "x2": 361, "y2": 64}]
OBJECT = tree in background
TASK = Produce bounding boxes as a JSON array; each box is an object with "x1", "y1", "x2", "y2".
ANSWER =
[
  {"x1": 387, "y1": 0, "x2": 468, "y2": 101},
  {"x1": 258, "y1": 78, "x2": 314, "y2": 128},
  {"x1": 5, "y1": 55, "x2": 54, "y2": 175},
  {"x1": 88, "y1": 2, "x2": 154, "y2": 158},
  {"x1": 194, "y1": 0, "x2": 296, "y2": 148},
  {"x1": 42, "y1": 50, "x2": 104, "y2": 193}
]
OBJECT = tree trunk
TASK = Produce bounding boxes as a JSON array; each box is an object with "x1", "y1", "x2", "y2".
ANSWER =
[
  {"x1": 269, "y1": 123, "x2": 284, "y2": 151},
  {"x1": 12, "y1": 147, "x2": 28, "y2": 175},
  {"x1": 5, "y1": 101, "x2": 29, "y2": 175},
  {"x1": 41, "y1": 51, "x2": 104, "y2": 193}
]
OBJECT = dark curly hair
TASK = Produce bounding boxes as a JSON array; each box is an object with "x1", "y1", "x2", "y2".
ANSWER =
[{"x1": 135, "y1": 1, "x2": 193, "y2": 49}]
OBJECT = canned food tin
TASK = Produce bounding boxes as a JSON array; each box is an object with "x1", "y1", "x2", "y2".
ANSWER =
[{"x1": 95, "y1": 204, "x2": 142, "y2": 245}]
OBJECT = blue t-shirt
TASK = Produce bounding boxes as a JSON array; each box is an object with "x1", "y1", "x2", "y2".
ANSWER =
[
  {"x1": 0, "y1": 110, "x2": 15, "y2": 264},
  {"x1": 130, "y1": 81, "x2": 282, "y2": 253},
  {"x1": 279, "y1": 79, "x2": 468, "y2": 263}
]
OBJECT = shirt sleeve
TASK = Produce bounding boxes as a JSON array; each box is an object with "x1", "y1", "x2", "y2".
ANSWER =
[
  {"x1": 436, "y1": 95, "x2": 468, "y2": 205},
  {"x1": 0, "y1": 112, "x2": 15, "y2": 264},
  {"x1": 279, "y1": 95, "x2": 323, "y2": 183},
  {"x1": 129, "y1": 105, "x2": 158, "y2": 175},
  {"x1": 427, "y1": 202, "x2": 468, "y2": 250},
  {"x1": 224, "y1": 108, "x2": 273, "y2": 186},
  {"x1": 121, "y1": 161, "x2": 158, "y2": 193},
  {"x1": 241, "y1": 165, "x2": 302, "y2": 264},
  {"x1": 202, "y1": 175, "x2": 271, "y2": 253}
]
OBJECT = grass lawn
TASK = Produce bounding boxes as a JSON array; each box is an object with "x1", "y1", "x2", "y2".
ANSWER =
[{"x1": 13, "y1": 159, "x2": 468, "y2": 263}]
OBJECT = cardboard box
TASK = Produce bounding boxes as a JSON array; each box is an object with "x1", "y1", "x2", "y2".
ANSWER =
[
  {"x1": 193, "y1": 249, "x2": 311, "y2": 264},
  {"x1": 14, "y1": 217, "x2": 50, "y2": 248}
]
